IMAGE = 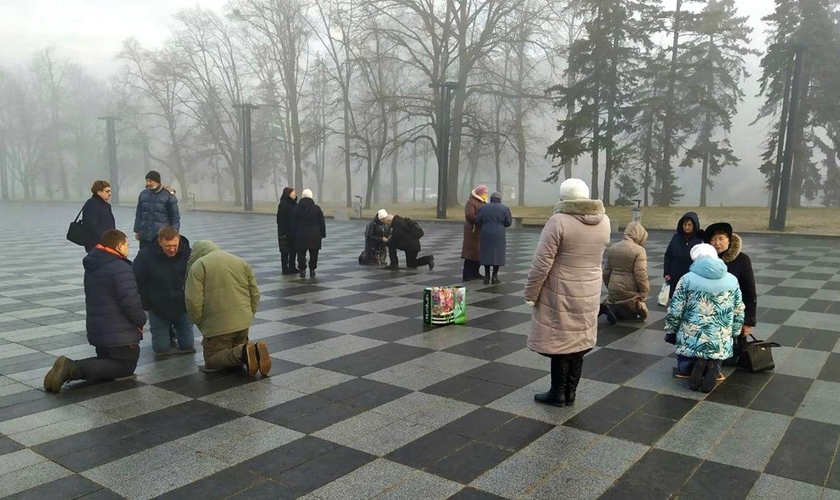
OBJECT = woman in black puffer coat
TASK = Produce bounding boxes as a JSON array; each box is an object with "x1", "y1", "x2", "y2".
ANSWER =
[
  {"x1": 291, "y1": 189, "x2": 326, "y2": 278},
  {"x1": 276, "y1": 187, "x2": 298, "y2": 275},
  {"x1": 663, "y1": 212, "x2": 702, "y2": 300}
]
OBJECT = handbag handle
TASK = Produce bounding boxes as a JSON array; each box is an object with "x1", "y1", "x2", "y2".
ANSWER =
[
  {"x1": 73, "y1": 206, "x2": 84, "y2": 222},
  {"x1": 748, "y1": 334, "x2": 781, "y2": 348}
]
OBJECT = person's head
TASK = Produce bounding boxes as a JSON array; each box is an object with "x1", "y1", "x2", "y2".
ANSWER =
[
  {"x1": 145, "y1": 170, "x2": 162, "y2": 190},
  {"x1": 474, "y1": 184, "x2": 488, "y2": 202},
  {"x1": 91, "y1": 180, "x2": 111, "y2": 203},
  {"x1": 282, "y1": 186, "x2": 296, "y2": 200},
  {"x1": 301, "y1": 189, "x2": 313, "y2": 200},
  {"x1": 558, "y1": 178, "x2": 590, "y2": 201},
  {"x1": 690, "y1": 243, "x2": 718, "y2": 262},
  {"x1": 376, "y1": 209, "x2": 389, "y2": 221},
  {"x1": 157, "y1": 226, "x2": 181, "y2": 257},
  {"x1": 490, "y1": 192, "x2": 502, "y2": 203},
  {"x1": 100, "y1": 229, "x2": 129, "y2": 258},
  {"x1": 681, "y1": 218, "x2": 695, "y2": 235},
  {"x1": 704, "y1": 222, "x2": 733, "y2": 254}
]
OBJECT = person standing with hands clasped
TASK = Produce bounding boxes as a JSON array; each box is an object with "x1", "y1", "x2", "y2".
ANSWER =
[
  {"x1": 461, "y1": 184, "x2": 488, "y2": 281},
  {"x1": 276, "y1": 187, "x2": 299, "y2": 275},
  {"x1": 525, "y1": 179, "x2": 610, "y2": 407},
  {"x1": 663, "y1": 212, "x2": 701, "y2": 301},
  {"x1": 475, "y1": 192, "x2": 511, "y2": 284}
]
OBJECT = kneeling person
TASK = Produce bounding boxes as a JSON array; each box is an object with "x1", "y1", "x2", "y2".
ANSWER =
[
  {"x1": 185, "y1": 240, "x2": 269, "y2": 376},
  {"x1": 44, "y1": 230, "x2": 146, "y2": 393}
]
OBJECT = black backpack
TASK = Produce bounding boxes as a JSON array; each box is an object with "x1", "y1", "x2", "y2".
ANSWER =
[{"x1": 404, "y1": 217, "x2": 424, "y2": 239}]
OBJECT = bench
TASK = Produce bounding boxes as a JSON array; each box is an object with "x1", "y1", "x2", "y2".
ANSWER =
[
  {"x1": 512, "y1": 216, "x2": 525, "y2": 230},
  {"x1": 334, "y1": 209, "x2": 350, "y2": 221}
]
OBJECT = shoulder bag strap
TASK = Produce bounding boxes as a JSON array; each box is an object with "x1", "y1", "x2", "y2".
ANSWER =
[{"x1": 73, "y1": 205, "x2": 84, "y2": 222}]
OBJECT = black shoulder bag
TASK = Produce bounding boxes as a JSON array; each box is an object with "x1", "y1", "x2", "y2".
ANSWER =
[{"x1": 66, "y1": 206, "x2": 88, "y2": 247}]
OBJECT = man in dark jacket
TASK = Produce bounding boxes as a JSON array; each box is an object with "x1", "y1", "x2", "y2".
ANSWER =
[
  {"x1": 663, "y1": 212, "x2": 701, "y2": 300},
  {"x1": 133, "y1": 226, "x2": 194, "y2": 356},
  {"x1": 44, "y1": 230, "x2": 147, "y2": 393},
  {"x1": 383, "y1": 214, "x2": 434, "y2": 271},
  {"x1": 134, "y1": 170, "x2": 180, "y2": 250},
  {"x1": 291, "y1": 189, "x2": 326, "y2": 278},
  {"x1": 276, "y1": 187, "x2": 299, "y2": 275}
]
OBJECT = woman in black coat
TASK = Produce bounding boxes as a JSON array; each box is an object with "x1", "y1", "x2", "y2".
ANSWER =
[
  {"x1": 663, "y1": 212, "x2": 701, "y2": 300},
  {"x1": 291, "y1": 189, "x2": 326, "y2": 278},
  {"x1": 276, "y1": 187, "x2": 298, "y2": 275},
  {"x1": 704, "y1": 222, "x2": 757, "y2": 364},
  {"x1": 81, "y1": 180, "x2": 116, "y2": 252}
]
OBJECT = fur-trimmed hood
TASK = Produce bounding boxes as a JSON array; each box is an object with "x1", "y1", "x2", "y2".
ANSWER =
[
  {"x1": 718, "y1": 233, "x2": 742, "y2": 263},
  {"x1": 553, "y1": 199, "x2": 606, "y2": 225}
]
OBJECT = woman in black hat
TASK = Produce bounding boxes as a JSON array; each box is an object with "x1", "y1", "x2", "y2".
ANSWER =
[{"x1": 703, "y1": 222, "x2": 757, "y2": 364}]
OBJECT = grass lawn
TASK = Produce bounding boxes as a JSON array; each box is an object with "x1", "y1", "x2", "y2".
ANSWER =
[{"x1": 186, "y1": 200, "x2": 840, "y2": 236}]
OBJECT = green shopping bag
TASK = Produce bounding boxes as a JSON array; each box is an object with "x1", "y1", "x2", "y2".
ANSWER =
[{"x1": 423, "y1": 285, "x2": 466, "y2": 326}]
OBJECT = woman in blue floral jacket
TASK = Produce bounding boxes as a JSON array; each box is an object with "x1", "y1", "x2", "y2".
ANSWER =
[{"x1": 665, "y1": 243, "x2": 745, "y2": 393}]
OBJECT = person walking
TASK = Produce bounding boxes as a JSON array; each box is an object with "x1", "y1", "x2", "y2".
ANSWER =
[
  {"x1": 666, "y1": 243, "x2": 745, "y2": 393},
  {"x1": 524, "y1": 178, "x2": 611, "y2": 407},
  {"x1": 291, "y1": 189, "x2": 326, "y2": 278},
  {"x1": 80, "y1": 180, "x2": 116, "y2": 253},
  {"x1": 663, "y1": 212, "x2": 701, "y2": 301},
  {"x1": 382, "y1": 214, "x2": 434, "y2": 271},
  {"x1": 461, "y1": 184, "x2": 488, "y2": 281},
  {"x1": 133, "y1": 226, "x2": 195, "y2": 356},
  {"x1": 475, "y1": 192, "x2": 512, "y2": 285},
  {"x1": 134, "y1": 170, "x2": 180, "y2": 251},
  {"x1": 43, "y1": 230, "x2": 146, "y2": 393},
  {"x1": 276, "y1": 187, "x2": 299, "y2": 275},
  {"x1": 601, "y1": 221, "x2": 650, "y2": 323},
  {"x1": 185, "y1": 240, "x2": 269, "y2": 377}
]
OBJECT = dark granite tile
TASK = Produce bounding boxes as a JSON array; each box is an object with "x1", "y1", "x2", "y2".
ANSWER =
[
  {"x1": 765, "y1": 286, "x2": 816, "y2": 298},
  {"x1": 640, "y1": 394, "x2": 698, "y2": 421},
  {"x1": 463, "y1": 311, "x2": 532, "y2": 331},
  {"x1": 678, "y1": 461, "x2": 760, "y2": 500},
  {"x1": 314, "y1": 293, "x2": 384, "y2": 307},
  {"x1": 387, "y1": 429, "x2": 472, "y2": 469},
  {"x1": 800, "y1": 299, "x2": 835, "y2": 314},
  {"x1": 226, "y1": 480, "x2": 301, "y2": 500},
  {"x1": 749, "y1": 374, "x2": 813, "y2": 416},
  {"x1": 445, "y1": 332, "x2": 529, "y2": 361},
  {"x1": 585, "y1": 351, "x2": 663, "y2": 384},
  {"x1": 281, "y1": 307, "x2": 368, "y2": 327},
  {"x1": 352, "y1": 319, "x2": 434, "y2": 341},
  {"x1": 427, "y1": 441, "x2": 512, "y2": 483},
  {"x1": 258, "y1": 329, "x2": 343, "y2": 352},
  {"x1": 601, "y1": 449, "x2": 701, "y2": 499},
  {"x1": 447, "y1": 488, "x2": 508, "y2": 500},
  {"x1": 608, "y1": 412, "x2": 679, "y2": 446},
  {"x1": 344, "y1": 282, "x2": 408, "y2": 293},
  {"x1": 470, "y1": 295, "x2": 530, "y2": 310},
  {"x1": 0, "y1": 352, "x2": 58, "y2": 374},
  {"x1": 315, "y1": 378, "x2": 411, "y2": 409},
  {"x1": 564, "y1": 387, "x2": 657, "y2": 435},
  {"x1": 819, "y1": 353, "x2": 840, "y2": 383},
  {"x1": 0, "y1": 387, "x2": 50, "y2": 409},
  {"x1": 757, "y1": 308, "x2": 795, "y2": 324},
  {"x1": 157, "y1": 466, "x2": 266, "y2": 500},
  {"x1": 479, "y1": 282, "x2": 528, "y2": 295},
  {"x1": 0, "y1": 394, "x2": 68, "y2": 422},
  {"x1": 153, "y1": 371, "x2": 262, "y2": 399},
  {"x1": 459, "y1": 362, "x2": 547, "y2": 387},
  {"x1": 766, "y1": 417, "x2": 840, "y2": 486},
  {"x1": 0, "y1": 435, "x2": 24, "y2": 455},
  {"x1": 315, "y1": 343, "x2": 432, "y2": 376},
  {"x1": 254, "y1": 395, "x2": 363, "y2": 434},
  {"x1": 438, "y1": 408, "x2": 515, "y2": 439},
  {"x1": 240, "y1": 436, "x2": 337, "y2": 478},
  {"x1": 481, "y1": 417, "x2": 554, "y2": 451},
  {"x1": 11, "y1": 474, "x2": 108, "y2": 500},
  {"x1": 276, "y1": 445, "x2": 375, "y2": 492},
  {"x1": 423, "y1": 375, "x2": 517, "y2": 406}
]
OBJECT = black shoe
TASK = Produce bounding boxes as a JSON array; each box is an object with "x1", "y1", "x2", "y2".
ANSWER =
[
  {"x1": 600, "y1": 304, "x2": 617, "y2": 325},
  {"x1": 701, "y1": 360, "x2": 719, "y2": 393},
  {"x1": 689, "y1": 358, "x2": 708, "y2": 392},
  {"x1": 565, "y1": 354, "x2": 584, "y2": 406},
  {"x1": 491, "y1": 276, "x2": 501, "y2": 285},
  {"x1": 534, "y1": 390, "x2": 566, "y2": 407},
  {"x1": 299, "y1": 269, "x2": 306, "y2": 278},
  {"x1": 483, "y1": 275, "x2": 491, "y2": 285},
  {"x1": 428, "y1": 256, "x2": 435, "y2": 271},
  {"x1": 310, "y1": 270, "x2": 316, "y2": 277},
  {"x1": 386, "y1": 265, "x2": 399, "y2": 270}
]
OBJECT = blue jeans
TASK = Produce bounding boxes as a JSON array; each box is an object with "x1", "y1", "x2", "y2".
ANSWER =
[{"x1": 148, "y1": 310, "x2": 194, "y2": 353}]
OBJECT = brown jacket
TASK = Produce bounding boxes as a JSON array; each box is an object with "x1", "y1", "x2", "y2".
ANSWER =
[
  {"x1": 604, "y1": 222, "x2": 650, "y2": 307},
  {"x1": 461, "y1": 193, "x2": 485, "y2": 261},
  {"x1": 525, "y1": 199, "x2": 611, "y2": 355}
]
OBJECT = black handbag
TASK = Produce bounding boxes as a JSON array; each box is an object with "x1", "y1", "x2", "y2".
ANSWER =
[
  {"x1": 737, "y1": 334, "x2": 781, "y2": 373},
  {"x1": 66, "y1": 206, "x2": 88, "y2": 247}
]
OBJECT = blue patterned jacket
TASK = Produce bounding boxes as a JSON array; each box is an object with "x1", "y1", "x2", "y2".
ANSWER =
[{"x1": 666, "y1": 257, "x2": 746, "y2": 360}]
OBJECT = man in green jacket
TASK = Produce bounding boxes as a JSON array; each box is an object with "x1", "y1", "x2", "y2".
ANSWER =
[{"x1": 185, "y1": 240, "x2": 269, "y2": 376}]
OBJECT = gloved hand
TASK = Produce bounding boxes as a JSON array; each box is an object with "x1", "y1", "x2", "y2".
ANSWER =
[
  {"x1": 525, "y1": 300, "x2": 536, "y2": 307},
  {"x1": 664, "y1": 333, "x2": 676, "y2": 345}
]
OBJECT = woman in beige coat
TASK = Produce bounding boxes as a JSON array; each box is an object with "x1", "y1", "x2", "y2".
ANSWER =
[
  {"x1": 524, "y1": 178, "x2": 611, "y2": 407},
  {"x1": 601, "y1": 221, "x2": 650, "y2": 323}
]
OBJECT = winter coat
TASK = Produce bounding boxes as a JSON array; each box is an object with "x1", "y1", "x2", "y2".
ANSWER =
[
  {"x1": 664, "y1": 212, "x2": 702, "y2": 286},
  {"x1": 291, "y1": 198, "x2": 326, "y2": 250},
  {"x1": 363, "y1": 217, "x2": 391, "y2": 264},
  {"x1": 276, "y1": 195, "x2": 297, "y2": 252},
  {"x1": 476, "y1": 199, "x2": 512, "y2": 266},
  {"x1": 133, "y1": 187, "x2": 180, "y2": 243},
  {"x1": 718, "y1": 233, "x2": 757, "y2": 327},
  {"x1": 603, "y1": 222, "x2": 650, "y2": 307},
  {"x1": 133, "y1": 235, "x2": 191, "y2": 322},
  {"x1": 185, "y1": 241, "x2": 260, "y2": 337},
  {"x1": 81, "y1": 194, "x2": 116, "y2": 252},
  {"x1": 524, "y1": 199, "x2": 611, "y2": 355},
  {"x1": 388, "y1": 215, "x2": 421, "y2": 254},
  {"x1": 666, "y1": 257, "x2": 746, "y2": 360},
  {"x1": 83, "y1": 246, "x2": 146, "y2": 348},
  {"x1": 461, "y1": 193, "x2": 486, "y2": 261}
]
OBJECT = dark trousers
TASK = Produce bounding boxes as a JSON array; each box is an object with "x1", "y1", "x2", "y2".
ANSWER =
[
  {"x1": 281, "y1": 250, "x2": 296, "y2": 272},
  {"x1": 463, "y1": 259, "x2": 482, "y2": 279},
  {"x1": 76, "y1": 345, "x2": 140, "y2": 383},
  {"x1": 297, "y1": 249, "x2": 319, "y2": 270},
  {"x1": 388, "y1": 244, "x2": 431, "y2": 268}
]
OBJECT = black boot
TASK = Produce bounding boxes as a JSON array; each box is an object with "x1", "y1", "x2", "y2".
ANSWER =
[
  {"x1": 534, "y1": 356, "x2": 568, "y2": 407},
  {"x1": 599, "y1": 304, "x2": 617, "y2": 325},
  {"x1": 565, "y1": 352, "x2": 585, "y2": 406}
]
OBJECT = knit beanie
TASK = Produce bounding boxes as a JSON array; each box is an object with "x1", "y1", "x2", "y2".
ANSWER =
[
  {"x1": 690, "y1": 243, "x2": 718, "y2": 262},
  {"x1": 145, "y1": 170, "x2": 161, "y2": 184},
  {"x1": 558, "y1": 178, "x2": 590, "y2": 201},
  {"x1": 377, "y1": 209, "x2": 388, "y2": 220},
  {"x1": 301, "y1": 189, "x2": 313, "y2": 200}
]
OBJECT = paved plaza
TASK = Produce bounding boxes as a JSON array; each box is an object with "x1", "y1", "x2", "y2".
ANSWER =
[{"x1": 1, "y1": 202, "x2": 840, "y2": 499}]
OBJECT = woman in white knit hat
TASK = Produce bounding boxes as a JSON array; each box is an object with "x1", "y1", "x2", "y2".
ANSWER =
[
  {"x1": 360, "y1": 209, "x2": 391, "y2": 265},
  {"x1": 665, "y1": 243, "x2": 746, "y2": 393},
  {"x1": 290, "y1": 189, "x2": 326, "y2": 278}
]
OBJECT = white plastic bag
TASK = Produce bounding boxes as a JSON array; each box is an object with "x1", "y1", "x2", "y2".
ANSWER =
[{"x1": 657, "y1": 283, "x2": 670, "y2": 307}]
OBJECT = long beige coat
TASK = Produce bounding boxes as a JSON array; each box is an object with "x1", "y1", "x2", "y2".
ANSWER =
[
  {"x1": 524, "y1": 199, "x2": 611, "y2": 355},
  {"x1": 603, "y1": 221, "x2": 650, "y2": 308}
]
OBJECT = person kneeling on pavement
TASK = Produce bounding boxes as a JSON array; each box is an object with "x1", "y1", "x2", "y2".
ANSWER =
[
  {"x1": 599, "y1": 221, "x2": 650, "y2": 324},
  {"x1": 44, "y1": 230, "x2": 146, "y2": 393},
  {"x1": 133, "y1": 225, "x2": 195, "y2": 357},
  {"x1": 382, "y1": 214, "x2": 434, "y2": 271},
  {"x1": 185, "y1": 240, "x2": 270, "y2": 377},
  {"x1": 665, "y1": 243, "x2": 745, "y2": 393}
]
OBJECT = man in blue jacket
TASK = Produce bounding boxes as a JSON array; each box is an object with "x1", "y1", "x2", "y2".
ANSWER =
[
  {"x1": 133, "y1": 226, "x2": 194, "y2": 356},
  {"x1": 134, "y1": 170, "x2": 180, "y2": 251},
  {"x1": 44, "y1": 230, "x2": 147, "y2": 393}
]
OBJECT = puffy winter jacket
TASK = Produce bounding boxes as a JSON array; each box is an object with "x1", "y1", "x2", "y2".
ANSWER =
[
  {"x1": 134, "y1": 187, "x2": 180, "y2": 242},
  {"x1": 663, "y1": 212, "x2": 701, "y2": 286},
  {"x1": 291, "y1": 198, "x2": 326, "y2": 250},
  {"x1": 133, "y1": 235, "x2": 191, "y2": 322},
  {"x1": 603, "y1": 221, "x2": 650, "y2": 306},
  {"x1": 83, "y1": 246, "x2": 146, "y2": 347}
]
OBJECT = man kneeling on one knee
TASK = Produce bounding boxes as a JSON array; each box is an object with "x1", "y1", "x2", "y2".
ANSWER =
[
  {"x1": 185, "y1": 240, "x2": 270, "y2": 377},
  {"x1": 44, "y1": 230, "x2": 146, "y2": 393}
]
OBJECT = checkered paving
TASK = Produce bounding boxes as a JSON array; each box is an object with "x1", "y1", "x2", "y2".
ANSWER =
[{"x1": 1, "y1": 201, "x2": 840, "y2": 499}]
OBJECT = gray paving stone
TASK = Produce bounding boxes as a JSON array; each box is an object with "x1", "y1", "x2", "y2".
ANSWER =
[
  {"x1": 746, "y1": 473, "x2": 824, "y2": 500},
  {"x1": 308, "y1": 458, "x2": 415, "y2": 499},
  {"x1": 797, "y1": 380, "x2": 840, "y2": 426},
  {"x1": 571, "y1": 436, "x2": 649, "y2": 478},
  {"x1": 522, "y1": 465, "x2": 614, "y2": 500},
  {"x1": 708, "y1": 409, "x2": 792, "y2": 471},
  {"x1": 655, "y1": 402, "x2": 745, "y2": 458},
  {"x1": 774, "y1": 348, "x2": 830, "y2": 379}
]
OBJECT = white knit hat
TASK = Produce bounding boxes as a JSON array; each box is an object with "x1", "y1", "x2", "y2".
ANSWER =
[
  {"x1": 558, "y1": 178, "x2": 590, "y2": 201},
  {"x1": 377, "y1": 209, "x2": 388, "y2": 220},
  {"x1": 301, "y1": 189, "x2": 313, "y2": 199},
  {"x1": 690, "y1": 243, "x2": 718, "y2": 262}
]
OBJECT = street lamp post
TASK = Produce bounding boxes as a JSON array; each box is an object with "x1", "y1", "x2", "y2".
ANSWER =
[
  {"x1": 429, "y1": 81, "x2": 458, "y2": 220},
  {"x1": 234, "y1": 102, "x2": 260, "y2": 212},
  {"x1": 98, "y1": 116, "x2": 120, "y2": 205}
]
